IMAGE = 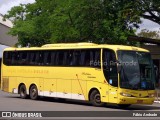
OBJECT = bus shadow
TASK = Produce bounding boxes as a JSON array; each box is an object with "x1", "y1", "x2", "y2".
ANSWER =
[
  {"x1": 38, "y1": 97, "x2": 160, "y2": 110},
  {"x1": 7, "y1": 95, "x2": 160, "y2": 110}
]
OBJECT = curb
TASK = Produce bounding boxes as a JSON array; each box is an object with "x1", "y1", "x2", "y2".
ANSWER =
[{"x1": 154, "y1": 101, "x2": 160, "y2": 103}]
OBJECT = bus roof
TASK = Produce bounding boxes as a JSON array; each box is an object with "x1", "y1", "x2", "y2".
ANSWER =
[{"x1": 4, "y1": 43, "x2": 149, "y2": 52}]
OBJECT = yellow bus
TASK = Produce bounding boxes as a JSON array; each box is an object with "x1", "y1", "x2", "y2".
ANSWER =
[{"x1": 0, "y1": 43, "x2": 155, "y2": 108}]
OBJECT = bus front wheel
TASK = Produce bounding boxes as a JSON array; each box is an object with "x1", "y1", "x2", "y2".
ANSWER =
[
  {"x1": 89, "y1": 90, "x2": 104, "y2": 107},
  {"x1": 29, "y1": 85, "x2": 38, "y2": 100},
  {"x1": 19, "y1": 84, "x2": 27, "y2": 99}
]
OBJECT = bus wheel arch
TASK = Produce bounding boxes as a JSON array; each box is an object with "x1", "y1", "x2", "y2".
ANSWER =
[
  {"x1": 18, "y1": 83, "x2": 28, "y2": 99},
  {"x1": 88, "y1": 88, "x2": 104, "y2": 107},
  {"x1": 29, "y1": 84, "x2": 39, "y2": 100}
]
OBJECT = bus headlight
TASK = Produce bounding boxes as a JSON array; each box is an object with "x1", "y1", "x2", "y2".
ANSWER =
[
  {"x1": 148, "y1": 93, "x2": 155, "y2": 98},
  {"x1": 120, "y1": 92, "x2": 132, "y2": 97}
]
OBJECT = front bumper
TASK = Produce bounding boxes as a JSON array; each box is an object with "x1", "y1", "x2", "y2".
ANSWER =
[{"x1": 118, "y1": 96, "x2": 154, "y2": 104}]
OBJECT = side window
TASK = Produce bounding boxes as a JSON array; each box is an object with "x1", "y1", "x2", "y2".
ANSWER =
[
  {"x1": 16, "y1": 51, "x2": 28, "y2": 65},
  {"x1": 66, "y1": 50, "x2": 74, "y2": 66},
  {"x1": 90, "y1": 49, "x2": 100, "y2": 68},
  {"x1": 72, "y1": 50, "x2": 81, "y2": 66},
  {"x1": 3, "y1": 51, "x2": 28, "y2": 66},
  {"x1": 55, "y1": 51, "x2": 65, "y2": 66},
  {"x1": 38, "y1": 51, "x2": 44, "y2": 65},
  {"x1": 79, "y1": 50, "x2": 91, "y2": 66},
  {"x1": 11, "y1": 51, "x2": 18, "y2": 65},
  {"x1": 80, "y1": 49, "x2": 100, "y2": 67},
  {"x1": 3, "y1": 51, "x2": 12, "y2": 65},
  {"x1": 44, "y1": 51, "x2": 52, "y2": 65},
  {"x1": 84, "y1": 50, "x2": 91, "y2": 66},
  {"x1": 20, "y1": 52, "x2": 28, "y2": 65},
  {"x1": 103, "y1": 49, "x2": 118, "y2": 87},
  {"x1": 28, "y1": 51, "x2": 37, "y2": 65}
]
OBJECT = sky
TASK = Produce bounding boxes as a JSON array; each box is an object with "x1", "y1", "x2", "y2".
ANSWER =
[
  {"x1": 0, "y1": 0, "x2": 35, "y2": 14},
  {"x1": 0, "y1": 0, "x2": 159, "y2": 53}
]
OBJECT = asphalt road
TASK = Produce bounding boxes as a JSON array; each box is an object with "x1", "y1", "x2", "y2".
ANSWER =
[{"x1": 0, "y1": 90, "x2": 160, "y2": 119}]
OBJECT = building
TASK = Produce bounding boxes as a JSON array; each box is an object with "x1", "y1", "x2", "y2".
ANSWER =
[
  {"x1": 128, "y1": 36, "x2": 160, "y2": 88},
  {"x1": 0, "y1": 14, "x2": 18, "y2": 78},
  {"x1": 0, "y1": 14, "x2": 17, "y2": 46}
]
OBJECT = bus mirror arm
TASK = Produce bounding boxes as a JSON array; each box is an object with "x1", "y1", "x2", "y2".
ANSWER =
[
  {"x1": 117, "y1": 64, "x2": 121, "y2": 73},
  {"x1": 117, "y1": 60, "x2": 121, "y2": 73}
]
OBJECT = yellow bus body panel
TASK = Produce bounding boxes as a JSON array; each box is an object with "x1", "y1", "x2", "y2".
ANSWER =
[{"x1": 1, "y1": 43, "x2": 155, "y2": 105}]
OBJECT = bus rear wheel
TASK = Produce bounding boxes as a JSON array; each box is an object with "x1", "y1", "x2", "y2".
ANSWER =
[
  {"x1": 89, "y1": 90, "x2": 104, "y2": 107},
  {"x1": 29, "y1": 85, "x2": 38, "y2": 100},
  {"x1": 19, "y1": 84, "x2": 27, "y2": 99}
]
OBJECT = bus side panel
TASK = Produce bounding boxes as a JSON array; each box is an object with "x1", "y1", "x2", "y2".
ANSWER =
[
  {"x1": 43, "y1": 78, "x2": 56, "y2": 97},
  {"x1": 72, "y1": 79, "x2": 86, "y2": 100},
  {"x1": 84, "y1": 67, "x2": 109, "y2": 102},
  {"x1": 56, "y1": 78, "x2": 72, "y2": 99},
  {"x1": 8, "y1": 77, "x2": 18, "y2": 93},
  {"x1": 87, "y1": 81, "x2": 109, "y2": 102},
  {"x1": 1, "y1": 77, "x2": 18, "y2": 93},
  {"x1": 1, "y1": 77, "x2": 9, "y2": 92}
]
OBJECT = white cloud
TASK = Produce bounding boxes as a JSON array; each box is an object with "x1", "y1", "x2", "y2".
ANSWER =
[{"x1": 0, "y1": 0, "x2": 35, "y2": 15}]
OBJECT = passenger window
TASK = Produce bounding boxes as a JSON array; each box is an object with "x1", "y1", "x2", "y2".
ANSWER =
[
  {"x1": 55, "y1": 51, "x2": 65, "y2": 66},
  {"x1": 66, "y1": 50, "x2": 74, "y2": 66},
  {"x1": 11, "y1": 51, "x2": 18, "y2": 65},
  {"x1": 84, "y1": 50, "x2": 91, "y2": 66},
  {"x1": 80, "y1": 49, "x2": 100, "y2": 67},
  {"x1": 17, "y1": 52, "x2": 28, "y2": 65},
  {"x1": 29, "y1": 52, "x2": 37, "y2": 65},
  {"x1": 72, "y1": 50, "x2": 81, "y2": 66},
  {"x1": 3, "y1": 52, "x2": 12, "y2": 65},
  {"x1": 90, "y1": 49, "x2": 100, "y2": 68},
  {"x1": 44, "y1": 51, "x2": 52, "y2": 65},
  {"x1": 38, "y1": 51, "x2": 44, "y2": 65}
]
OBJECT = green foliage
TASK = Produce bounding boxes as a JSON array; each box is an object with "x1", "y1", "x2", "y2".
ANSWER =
[
  {"x1": 6, "y1": 0, "x2": 158, "y2": 46},
  {"x1": 137, "y1": 29, "x2": 160, "y2": 39}
]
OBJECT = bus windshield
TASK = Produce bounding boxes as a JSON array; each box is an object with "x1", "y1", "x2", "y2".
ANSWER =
[{"x1": 118, "y1": 51, "x2": 155, "y2": 90}]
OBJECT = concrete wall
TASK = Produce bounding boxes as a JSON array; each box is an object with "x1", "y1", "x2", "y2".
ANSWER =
[{"x1": 0, "y1": 23, "x2": 17, "y2": 46}]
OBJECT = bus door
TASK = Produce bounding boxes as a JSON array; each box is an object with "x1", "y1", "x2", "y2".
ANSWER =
[{"x1": 103, "y1": 49, "x2": 118, "y2": 103}]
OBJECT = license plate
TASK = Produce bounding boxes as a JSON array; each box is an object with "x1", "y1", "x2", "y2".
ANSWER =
[{"x1": 137, "y1": 100, "x2": 143, "y2": 103}]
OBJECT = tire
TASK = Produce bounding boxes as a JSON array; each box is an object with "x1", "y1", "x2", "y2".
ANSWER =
[
  {"x1": 29, "y1": 85, "x2": 38, "y2": 100},
  {"x1": 118, "y1": 104, "x2": 131, "y2": 108},
  {"x1": 89, "y1": 90, "x2": 104, "y2": 107},
  {"x1": 19, "y1": 84, "x2": 27, "y2": 99}
]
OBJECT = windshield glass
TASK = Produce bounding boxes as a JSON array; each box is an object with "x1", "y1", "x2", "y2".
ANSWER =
[{"x1": 118, "y1": 51, "x2": 155, "y2": 90}]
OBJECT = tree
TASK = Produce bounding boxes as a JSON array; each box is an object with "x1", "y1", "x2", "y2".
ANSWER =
[
  {"x1": 119, "y1": 0, "x2": 160, "y2": 25},
  {"x1": 137, "y1": 29, "x2": 160, "y2": 39},
  {"x1": 6, "y1": 0, "x2": 159, "y2": 46},
  {"x1": 137, "y1": 0, "x2": 160, "y2": 25}
]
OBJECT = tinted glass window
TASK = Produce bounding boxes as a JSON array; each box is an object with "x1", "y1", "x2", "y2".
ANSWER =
[
  {"x1": 103, "y1": 49, "x2": 118, "y2": 87},
  {"x1": 3, "y1": 49, "x2": 101, "y2": 68}
]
